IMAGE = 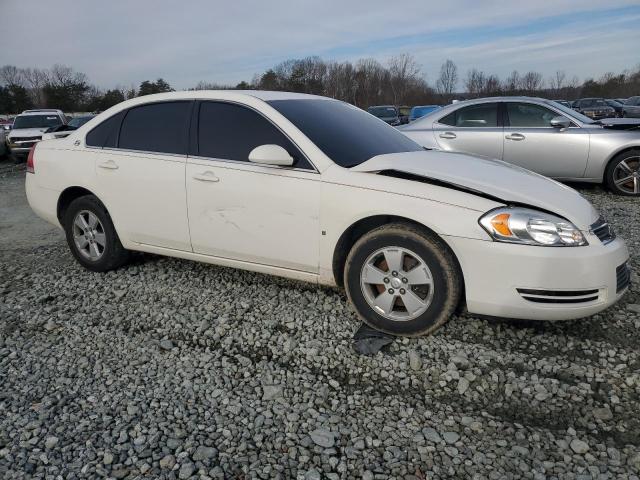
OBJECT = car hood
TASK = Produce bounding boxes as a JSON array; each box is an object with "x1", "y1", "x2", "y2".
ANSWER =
[
  {"x1": 351, "y1": 151, "x2": 599, "y2": 229},
  {"x1": 595, "y1": 117, "x2": 640, "y2": 130},
  {"x1": 8, "y1": 128, "x2": 48, "y2": 138}
]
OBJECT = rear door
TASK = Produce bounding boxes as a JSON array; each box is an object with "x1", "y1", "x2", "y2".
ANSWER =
[
  {"x1": 433, "y1": 102, "x2": 503, "y2": 160},
  {"x1": 502, "y1": 101, "x2": 589, "y2": 178},
  {"x1": 90, "y1": 101, "x2": 193, "y2": 251}
]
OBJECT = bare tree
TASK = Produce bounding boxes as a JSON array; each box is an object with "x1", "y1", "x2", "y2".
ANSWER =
[
  {"x1": 436, "y1": 59, "x2": 458, "y2": 98},
  {"x1": 0, "y1": 65, "x2": 24, "y2": 87},
  {"x1": 22, "y1": 68, "x2": 49, "y2": 107},
  {"x1": 465, "y1": 69, "x2": 486, "y2": 97},
  {"x1": 520, "y1": 71, "x2": 543, "y2": 93},
  {"x1": 548, "y1": 70, "x2": 566, "y2": 94},
  {"x1": 503, "y1": 70, "x2": 520, "y2": 94},
  {"x1": 387, "y1": 54, "x2": 421, "y2": 104}
]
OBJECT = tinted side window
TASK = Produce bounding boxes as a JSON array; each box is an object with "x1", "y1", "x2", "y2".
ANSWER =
[
  {"x1": 118, "y1": 101, "x2": 191, "y2": 155},
  {"x1": 197, "y1": 101, "x2": 312, "y2": 169},
  {"x1": 439, "y1": 112, "x2": 456, "y2": 126},
  {"x1": 86, "y1": 111, "x2": 125, "y2": 148},
  {"x1": 506, "y1": 103, "x2": 557, "y2": 127},
  {"x1": 438, "y1": 104, "x2": 498, "y2": 127}
]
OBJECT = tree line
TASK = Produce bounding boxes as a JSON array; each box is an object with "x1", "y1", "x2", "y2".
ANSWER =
[{"x1": 1, "y1": 56, "x2": 639, "y2": 114}]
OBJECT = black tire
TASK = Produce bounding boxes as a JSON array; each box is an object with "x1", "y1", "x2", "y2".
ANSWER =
[
  {"x1": 344, "y1": 223, "x2": 462, "y2": 337},
  {"x1": 604, "y1": 149, "x2": 640, "y2": 196},
  {"x1": 63, "y1": 195, "x2": 130, "y2": 272}
]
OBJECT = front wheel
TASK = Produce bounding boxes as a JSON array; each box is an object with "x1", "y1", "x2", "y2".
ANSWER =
[
  {"x1": 605, "y1": 150, "x2": 640, "y2": 196},
  {"x1": 344, "y1": 224, "x2": 462, "y2": 336},
  {"x1": 63, "y1": 195, "x2": 130, "y2": 272}
]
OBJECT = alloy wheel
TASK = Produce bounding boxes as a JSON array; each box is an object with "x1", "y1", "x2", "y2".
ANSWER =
[
  {"x1": 612, "y1": 156, "x2": 640, "y2": 194},
  {"x1": 72, "y1": 210, "x2": 106, "y2": 261},
  {"x1": 359, "y1": 246, "x2": 434, "y2": 321}
]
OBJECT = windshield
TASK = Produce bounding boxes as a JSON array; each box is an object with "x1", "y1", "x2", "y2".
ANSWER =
[
  {"x1": 606, "y1": 100, "x2": 622, "y2": 107},
  {"x1": 544, "y1": 100, "x2": 594, "y2": 124},
  {"x1": 13, "y1": 114, "x2": 62, "y2": 129},
  {"x1": 367, "y1": 106, "x2": 398, "y2": 118},
  {"x1": 581, "y1": 99, "x2": 608, "y2": 107},
  {"x1": 269, "y1": 99, "x2": 423, "y2": 168}
]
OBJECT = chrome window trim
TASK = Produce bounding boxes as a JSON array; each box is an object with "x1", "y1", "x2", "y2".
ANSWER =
[{"x1": 187, "y1": 154, "x2": 319, "y2": 175}]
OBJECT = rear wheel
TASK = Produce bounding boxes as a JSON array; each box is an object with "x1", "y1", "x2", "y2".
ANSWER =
[
  {"x1": 344, "y1": 223, "x2": 462, "y2": 336},
  {"x1": 605, "y1": 150, "x2": 640, "y2": 196},
  {"x1": 63, "y1": 195, "x2": 130, "y2": 272}
]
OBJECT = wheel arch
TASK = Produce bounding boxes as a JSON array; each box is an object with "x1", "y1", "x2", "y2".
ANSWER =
[
  {"x1": 57, "y1": 186, "x2": 100, "y2": 223},
  {"x1": 602, "y1": 145, "x2": 640, "y2": 182},
  {"x1": 331, "y1": 214, "x2": 463, "y2": 290}
]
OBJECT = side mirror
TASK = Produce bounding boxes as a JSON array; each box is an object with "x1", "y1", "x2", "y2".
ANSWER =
[
  {"x1": 248, "y1": 144, "x2": 294, "y2": 166},
  {"x1": 550, "y1": 115, "x2": 571, "y2": 129}
]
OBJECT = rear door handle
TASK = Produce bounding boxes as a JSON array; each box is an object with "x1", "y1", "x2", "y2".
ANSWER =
[
  {"x1": 505, "y1": 133, "x2": 525, "y2": 141},
  {"x1": 439, "y1": 132, "x2": 457, "y2": 139},
  {"x1": 193, "y1": 171, "x2": 220, "y2": 182},
  {"x1": 97, "y1": 160, "x2": 119, "y2": 170}
]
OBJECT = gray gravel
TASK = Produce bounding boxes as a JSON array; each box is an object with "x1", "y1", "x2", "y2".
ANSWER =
[{"x1": 1, "y1": 168, "x2": 639, "y2": 479}]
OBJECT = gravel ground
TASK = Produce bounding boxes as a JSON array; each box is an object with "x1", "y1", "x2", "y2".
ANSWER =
[{"x1": 1, "y1": 165, "x2": 639, "y2": 479}]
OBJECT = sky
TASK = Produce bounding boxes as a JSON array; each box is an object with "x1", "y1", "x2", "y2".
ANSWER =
[{"x1": 3, "y1": 0, "x2": 640, "y2": 90}]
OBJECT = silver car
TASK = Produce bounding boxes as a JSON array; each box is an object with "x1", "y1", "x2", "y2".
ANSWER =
[{"x1": 401, "y1": 96, "x2": 640, "y2": 196}]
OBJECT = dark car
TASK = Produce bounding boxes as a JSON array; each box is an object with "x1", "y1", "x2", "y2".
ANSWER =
[
  {"x1": 622, "y1": 96, "x2": 640, "y2": 118},
  {"x1": 367, "y1": 105, "x2": 401, "y2": 126},
  {"x1": 398, "y1": 106, "x2": 411, "y2": 124},
  {"x1": 43, "y1": 115, "x2": 96, "y2": 139},
  {"x1": 572, "y1": 98, "x2": 616, "y2": 120},
  {"x1": 605, "y1": 99, "x2": 624, "y2": 117}
]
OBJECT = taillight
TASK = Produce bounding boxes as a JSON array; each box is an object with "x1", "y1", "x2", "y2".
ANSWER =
[{"x1": 27, "y1": 145, "x2": 36, "y2": 174}]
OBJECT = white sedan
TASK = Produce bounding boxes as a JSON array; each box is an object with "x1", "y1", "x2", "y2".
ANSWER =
[{"x1": 26, "y1": 91, "x2": 630, "y2": 336}]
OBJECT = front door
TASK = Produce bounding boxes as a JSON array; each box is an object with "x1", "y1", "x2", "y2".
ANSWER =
[
  {"x1": 502, "y1": 101, "x2": 589, "y2": 178},
  {"x1": 186, "y1": 101, "x2": 321, "y2": 273}
]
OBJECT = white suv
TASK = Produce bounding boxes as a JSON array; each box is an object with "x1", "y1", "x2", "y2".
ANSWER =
[{"x1": 6, "y1": 109, "x2": 67, "y2": 158}]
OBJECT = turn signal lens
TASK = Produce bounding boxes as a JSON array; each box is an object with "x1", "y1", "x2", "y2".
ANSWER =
[
  {"x1": 26, "y1": 145, "x2": 36, "y2": 174},
  {"x1": 490, "y1": 213, "x2": 512, "y2": 236}
]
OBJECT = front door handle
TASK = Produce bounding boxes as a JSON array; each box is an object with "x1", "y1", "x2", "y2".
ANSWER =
[
  {"x1": 97, "y1": 160, "x2": 119, "y2": 170},
  {"x1": 505, "y1": 133, "x2": 526, "y2": 141},
  {"x1": 193, "y1": 171, "x2": 220, "y2": 182},
  {"x1": 439, "y1": 132, "x2": 457, "y2": 139}
]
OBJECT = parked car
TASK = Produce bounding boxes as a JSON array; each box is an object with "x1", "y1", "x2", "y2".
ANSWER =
[
  {"x1": 26, "y1": 91, "x2": 629, "y2": 336},
  {"x1": 367, "y1": 105, "x2": 401, "y2": 126},
  {"x1": 409, "y1": 105, "x2": 441, "y2": 122},
  {"x1": 400, "y1": 96, "x2": 640, "y2": 195},
  {"x1": 622, "y1": 96, "x2": 640, "y2": 118},
  {"x1": 605, "y1": 99, "x2": 624, "y2": 117},
  {"x1": 398, "y1": 106, "x2": 411, "y2": 124},
  {"x1": 572, "y1": 98, "x2": 616, "y2": 120},
  {"x1": 553, "y1": 100, "x2": 572, "y2": 108},
  {"x1": 42, "y1": 115, "x2": 96, "y2": 140},
  {"x1": 616, "y1": 98, "x2": 628, "y2": 104},
  {"x1": 6, "y1": 109, "x2": 66, "y2": 159}
]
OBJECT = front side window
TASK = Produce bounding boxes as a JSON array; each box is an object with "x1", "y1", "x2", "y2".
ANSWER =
[
  {"x1": 268, "y1": 99, "x2": 423, "y2": 168},
  {"x1": 438, "y1": 103, "x2": 498, "y2": 127},
  {"x1": 197, "y1": 101, "x2": 312, "y2": 169},
  {"x1": 506, "y1": 103, "x2": 558, "y2": 127},
  {"x1": 118, "y1": 101, "x2": 191, "y2": 155}
]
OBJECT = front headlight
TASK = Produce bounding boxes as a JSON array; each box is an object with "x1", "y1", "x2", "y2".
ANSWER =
[{"x1": 479, "y1": 207, "x2": 587, "y2": 246}]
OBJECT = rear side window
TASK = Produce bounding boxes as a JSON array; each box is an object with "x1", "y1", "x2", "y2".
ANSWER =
[
  {"x1": 438, "y1": 104, "x2": 498, "y2": 127},
  {"x1": 86, "y1": 111, "x2": 125, "y2": 148},
  {"x1": 118, "y1": 101, "x2": 191, "y2": 155},
  {"x1": 197, "y1": 101, "x2": 312, "y2": 169}
]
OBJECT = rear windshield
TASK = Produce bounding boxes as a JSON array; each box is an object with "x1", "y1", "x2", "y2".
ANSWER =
[
  {"x1": 367, "y1": 106, "x2": 398, "y2": 118},
  {"x1": 13, "y1": 114, "x2": 62, "y2": 129},
  {"x1": 268, "y1": 99, "x2": 423, "y2": 168}
]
